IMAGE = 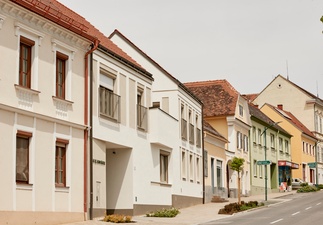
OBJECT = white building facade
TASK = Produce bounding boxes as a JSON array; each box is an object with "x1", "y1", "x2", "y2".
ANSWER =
[{"x1": 0, "y1": 0, "x2": 94, "y2": 224}]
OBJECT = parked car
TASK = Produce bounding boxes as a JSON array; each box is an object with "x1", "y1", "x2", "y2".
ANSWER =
[{"x1": 291, "y1": 178, "x2": 314, "y2": 189}]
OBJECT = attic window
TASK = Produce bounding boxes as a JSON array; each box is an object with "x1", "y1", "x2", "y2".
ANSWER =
[{"x1": 239, "y1": 105, "x2": 243, "y2": 117}]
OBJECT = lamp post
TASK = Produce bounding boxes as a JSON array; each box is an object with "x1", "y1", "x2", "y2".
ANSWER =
[{"x1": 261, "y1": 121, "x2": 282, "y2": 201}]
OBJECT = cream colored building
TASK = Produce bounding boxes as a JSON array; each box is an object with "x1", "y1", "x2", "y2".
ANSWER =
[
  {"x1": 253, "y1": 75, "x2": 323, "y2": 184},
  {"x1": 203, "y1": 121, "x2": 228, "y2": 202},
  {"x1": 0, "y1": 0, "x2": 95, "y2": 224},
  {"x1": 185, "y1": 80, "x2": 252, "y2": 197}
]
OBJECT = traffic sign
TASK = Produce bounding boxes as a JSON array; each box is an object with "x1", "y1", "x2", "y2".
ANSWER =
[
  {"x1": 257, "y1": 160, "x2": 271, "y2": 165},
  {"x1": 308, "y1": 162, "x2": 317, "y2": 168}
]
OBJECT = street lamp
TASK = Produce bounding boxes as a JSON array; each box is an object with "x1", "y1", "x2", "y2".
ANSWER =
[{"x1": 261, "y1": 121, "x2": 282, "y2": 201}]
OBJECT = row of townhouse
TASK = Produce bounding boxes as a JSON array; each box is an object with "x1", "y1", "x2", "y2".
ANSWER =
[
  {"x1": 0, "y1": 1, "x2": 204, "y2": 224},
  {"x1": 1, "y1": 1, "x2": 322, "y2": 225}
]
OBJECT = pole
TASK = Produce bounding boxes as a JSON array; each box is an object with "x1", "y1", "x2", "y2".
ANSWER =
[{"x1": 264, "y1": 129, "x2": 267, "y2": 201}]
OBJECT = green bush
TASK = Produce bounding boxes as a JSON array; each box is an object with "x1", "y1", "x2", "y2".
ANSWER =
[
  {"x1": 218, "y1": 201, "x2": 261, "y2": 215},
  {"x1": 300, "y1": 182, "x2": 309, "y2": 187},
  {"x1": 316, "y1": 184, "x2": 323, "y2": 190},
  {"x1": 146, "y1": 207, "x2": 180, "y2": 218},
  {"x1": 297, "y1": 185, "x2": 318, "y2": 193},
  {"x1": 103, "y1": 214, "x2": 133, "y2": 223}
]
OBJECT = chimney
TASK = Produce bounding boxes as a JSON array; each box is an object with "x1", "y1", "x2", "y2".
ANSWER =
[{"x1": 277, "y1": 104, "x2": 283, "y2": 110}]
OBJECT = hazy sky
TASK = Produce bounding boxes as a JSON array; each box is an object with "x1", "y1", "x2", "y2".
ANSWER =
[{"x1": 59, "y1": 0, "x2": 323, "y2": 97}]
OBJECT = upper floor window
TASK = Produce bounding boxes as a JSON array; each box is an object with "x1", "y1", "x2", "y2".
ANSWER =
[
  {"x1": 258, "y1": 128, "x2": 262, "y2": 145},
  {"x1": 181, "y1": 104, "x2": 187, "y2": 140},
  {"x1": 137, "y1": 89, "x2": 147, "y2": 131},
  {"x1": 99, "y1": 72, "x2": 120, "y2": 122},
  {"x1": 16, "y1": 131, "x2": 32, "y2": 184},
  {"x1": 237, "y1": 131, "x2": 242, "y2": 149},
  {"x1": 196, "y1": 115, "x2": 201, "y2": 148},
  {"x1": 279, "y1": 137, "x2": 283, "y2": 152},
  {"x1": 56, "y1": 52, "x2": 68, "y2": 99},
  {"x1": 189, "y1": 110, "x2": 194, "y2": 144},
  {"x1": 252, "y1": 126, "x2": 256, "y2": 143},
  {"x1": 243, "y1": 135, "x2": 248, "y2": 152},
  {"x1": 19, "y1": 37, "x2": 34, "y2": 88},
  {"x1": 270, "y1": 133, "x2": 275, "y2": 149},
  {"x1": 239, "y1": 104, "x2": 243, "y2": 117},
  {"x1": 285, "y1": 140, "x2": 289, "y2": 154}
]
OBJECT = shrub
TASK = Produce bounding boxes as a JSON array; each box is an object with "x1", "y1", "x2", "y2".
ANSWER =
[
  {"x1": 316, "y1": 184, "x2": 323, "y2": 190},
  {"x1": 218, "y1": 201, "x2": 261, "y2": 215},
  {"x1": 103, "y1": 214, "x2": 133, "y2": 223},
  {"x1": 146, "y1": 207, "x2": 180, "y2": 218},
  {"x1": 300, "y1": 182, "x2": 309, "y2": 187},
  {"x1": 297, "y1": 185, "x2": 318, "y2": 193}
]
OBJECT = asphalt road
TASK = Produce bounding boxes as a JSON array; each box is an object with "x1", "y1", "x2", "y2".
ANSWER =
[{"x1": 201, "y1": 191, "x2": 323, "y2": 225}]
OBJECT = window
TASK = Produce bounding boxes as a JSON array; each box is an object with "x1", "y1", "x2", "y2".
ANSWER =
[
  {"x1": 99, "y1": 73, "x2": 120, "y2": 121},
  {"x1": 196, "y1": 157, "x2": 200, "y2": 183},
  {"x1": 181, "y1": 104, "x2": 187, "y2": 140},
  {"x1": 56, "y1": 52, "x2": 68, "y2": 99},
  {"x1": 243, "y1": 135, "x2": 248, "y2": 152},
  {"x1": 216, "y1": 160, "x2": 222, "y2": 187},
  {"x1": 19, "y1": 36, "x2": 34, "y2": 88},
  {"x1": 181, "y1": 150, "x2": 186, "y2": 180},
  {"x1": 189, "y1": 110, "x2": 194, "y2": 144},
  {"x1": 16, "y1": 131, "x2": 32, "y2": 183},
  {"x1": 279, "y1": 137, "x2": 283, "y2": 152},
  {"x1": 252, "y1": 126, "x2": 256, "y2": 144},
  {"x1": 137, "y1": 89, "x2": 147, "y2": 131},
  {"x1": 303, "y1": 142, "x2": 305, "y2": 153},
  {"x1": 160, "y1": 151, "x2": 169, "y2": 183},
  {"x1": 253, "y1": 160, "x2": 257, "y2": 177},
  {"x1": 259, "y1": 165, "x2": 263, "y2": 178},
  {"x1": 285, "y1": 140, "x2": 289, "y2": 154},
  {"x1": 237, "y1": 132, "x2": 242, "y2": 149},
  {"x1": 239, "y1": 104, "x2": 243, "y2": 116},
  {"x1": 196, "y1": 115, "x2": 201, "y2": 148},
  {"x1": 189, "y1": 154, "x2": 194, "y2": 182},
  {"x1": 258, "y1": 129, "x2": 262, "y2": 145},
  {"x1": 270, "y1": 133, "x2": 275, "y2": 149},
  {"x1": 55, "y1": 139, "x2": 68, "y2": 187}
]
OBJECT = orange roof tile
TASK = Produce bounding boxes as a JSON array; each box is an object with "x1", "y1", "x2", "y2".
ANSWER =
[{"x1": 184, "y1": 80, "x2": 239, "y2": 117}]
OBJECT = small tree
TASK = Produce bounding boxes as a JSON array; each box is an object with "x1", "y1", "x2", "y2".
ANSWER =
[{"x1": 229, "y1": 157, "x2": 245, "y2": 204}]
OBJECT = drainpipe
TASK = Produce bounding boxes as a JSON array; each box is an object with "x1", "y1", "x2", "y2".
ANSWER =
[
  {"x1": 84, "y1": 39, "x2": 99, "y2": 220},
  {"x1": 201, "y1": 105, "x2": 205, "y2": 204}
]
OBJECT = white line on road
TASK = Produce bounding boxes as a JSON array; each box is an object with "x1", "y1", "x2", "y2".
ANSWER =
[
  {"x1": 317, "y1": 202, "x2": 321, "y2": 206},
  {"x1": 292, "y1": 211, "x2": 300, "y2": 216},
  {"x1": 270, "y1": 219, "x2": 283, "y2": 224},
  {"x1": 305, "y1": 207, "x2": 312, "y2": 210}
]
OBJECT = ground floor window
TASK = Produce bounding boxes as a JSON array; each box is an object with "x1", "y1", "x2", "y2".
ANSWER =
[
  {"x1": 55, "y1": 139, "x2": 68, "y2": 187},
  {"x1": 160, "y1": 151, "x2": 169, "y2": 183},
  {"x1": 216, "y1": 160, "x2": 222, "y2": 187},
  {"x1": 16, "y1": 131, "x2": 32, "y2": 183}
]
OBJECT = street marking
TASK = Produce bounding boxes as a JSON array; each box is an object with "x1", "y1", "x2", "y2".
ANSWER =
[
  {"x1": 305, "y1": 207, "x2": 312, "y2": 210},
  {"x1": 317, "y1": 202, "x2": 321, "y2": 206},
  {"x1": 292, "y1": 211, "x2": 300, "y2": 216},
  {"x1": 270, "y1": 219, "x2": 283, "y2": 224}
]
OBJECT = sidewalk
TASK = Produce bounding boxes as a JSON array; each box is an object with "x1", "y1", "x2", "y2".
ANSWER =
[{"x1": 63, "y1": 191, "x2": 296, "y2": 225}]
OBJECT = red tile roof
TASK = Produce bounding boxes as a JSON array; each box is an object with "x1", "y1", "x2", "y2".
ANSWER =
[
  {"x1": 184, "y1": 80, "x2": 239, "y2": 117},
  {"x1": 11, "y1": 0, "x2": 150, "y2": 76}
]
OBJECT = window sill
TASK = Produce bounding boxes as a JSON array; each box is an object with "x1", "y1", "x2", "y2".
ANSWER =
[
  {"x1": 100, "y1": 113, "x2": 119, "y2": 123},
  {"x1": 55, "y1": 186, "x2": 70, "y2": 193},
  {"x1": 16, "y1": 183, "x2": 33, "y2": 190},
  {"x1": 15, "y1": 84, "x2": 40, "y2": 95},
  {"x1": 52, "y1": 96, "x2": 74, "y2": 105},
  {"x1": 151, "y1": 181, "x2": 172, "y2": 187}
]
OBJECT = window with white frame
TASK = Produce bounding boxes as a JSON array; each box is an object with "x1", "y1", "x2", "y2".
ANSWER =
[
  {"x1": 259, "y1": 165, "x2": 263, "y2": 178},
  {"x1": 196, "y1": 157, "x2": 201, "y2": 184},
  {"x1": 137, "y1": 88, "x2": 147, "y2": 131},
  {"x1": 196, "y1": 115, "x2": 201, "y2": 148},
  {"x1": 189, "y1": 110, "x2": 194, "y2": 144},
  {"x1": 99, "y1": 71, "x2": 120, "y2": 122},
  {"x1": 189, "y1": 154, "x2": 194, "y2": 182},
  {"x1": 279, "y1": 137, "x2": 283, "y2": 152},
  {"x1": 239, "y1": 104, "x2": 243, "y2": 117},
  {"x1": 253, "y1": 160, "x2": 257, "y2": 177},
  {"x1": 252, "y1": 126, "x2": 256, "y2": 144},
  {"x1": 285, "y1": 140, "x2": 289, "y2": 154},
  {"x1": 237, "y1": 131, "x2": 242, "y2": 149},
  {"x1": 160, "y1": 151, "x2": 169, "y2": 183},
  {"x1": 181, "y1": 150, "x2": 187, "y2": 181},
  {"x1": 243, "y1": 135, "x2": 248, "y2": 152},
  {"x1": 258, "y1": 128, "x2": 262, "y2": 145},
  {"x1": 216, "y1": 160, "x2": 222, "y2": 187},
  {"x1": 270, "y1": 133, "x2": 275, "y2": 149},
  {"x1": 181, "y1": 104, "x2": 187, "y2": 140}
]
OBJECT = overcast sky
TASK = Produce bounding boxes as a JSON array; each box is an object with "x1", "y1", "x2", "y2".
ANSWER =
[{"x1": 59, "y1": 0, "x2": 323, "y2": 97}]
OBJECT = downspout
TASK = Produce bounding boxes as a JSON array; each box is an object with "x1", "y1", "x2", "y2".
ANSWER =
[
  {"x1": 201, "y1": 105, "x2": 205, "y2": 204},
  {"x1": 84, "y1": 39, "x2": 99, "y2": 220}
]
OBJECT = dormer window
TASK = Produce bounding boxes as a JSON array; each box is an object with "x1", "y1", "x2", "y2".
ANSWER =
[{"x1": 239, "y1": 104, "x2": 243, "y2": 117}]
